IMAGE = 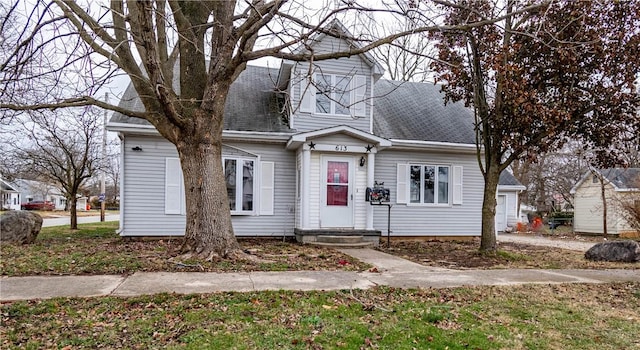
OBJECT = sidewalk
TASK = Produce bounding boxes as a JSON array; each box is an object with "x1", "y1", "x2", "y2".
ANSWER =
[{"x1": 2, "y1": 248, "x2": 638, "y2": 302}]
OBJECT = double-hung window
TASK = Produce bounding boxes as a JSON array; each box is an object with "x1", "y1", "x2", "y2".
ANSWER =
[
  {"x1": 315, "y1": 74, "x2": 351, "y2": 115},
  {"x1": 409, "y1": 165, "x2": 450, "y2": 205},
  {"x1": 223, "y1": 157, "x2": 255, "y2": 214},
  {"x1": 165, "y1": 155, "x2": 274, "y2": 216}
]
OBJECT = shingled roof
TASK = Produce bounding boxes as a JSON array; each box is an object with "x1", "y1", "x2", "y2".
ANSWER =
[
  {"x1": 499, "y1": 171, "x2": 525, "y2": 187},
  {"x1": 110, "y1": 65, "x2": 477, "y2": 144},
  {"x1": 599, "y1": 168, "x2": 640, "y2": 190},
  {"x1": 372, "y1": 80, "x2": 476, "y2": 144},
  {"x1": 109, "y1": 66, "x2": 292, "y2": 133}
]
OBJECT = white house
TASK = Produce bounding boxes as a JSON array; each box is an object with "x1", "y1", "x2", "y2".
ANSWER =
[
  {"x1": 107, "y1": 22, "x2": 514, "y2": 242},
  {"x1": 570, "y1": 168, "x2": 640, "y2": 236},
  {"x1": 0, "y1": 178, "x2": 21, "y2": 211},
  {"x1": 11, "y1": 179, "x2": 67, "y2": 210},
  {"x1": 10, "y1": 179, "x2": 89, "y2": 211}
]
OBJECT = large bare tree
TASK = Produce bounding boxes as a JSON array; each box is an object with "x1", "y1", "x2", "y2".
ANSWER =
[
  {"x1": 430, "y1": 0, "x2": 640, "y2": 251},
  {"x1": 0, "y1": 0, "x2": 546, "y2": 259},
  {"x1": 10, "y1": 109, "x2": 102, "y2": 229}
]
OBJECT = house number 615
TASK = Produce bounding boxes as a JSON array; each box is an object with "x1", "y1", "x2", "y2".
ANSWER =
[{"x1": 335, "y1": 145, "x2": 347, "y2": 151}]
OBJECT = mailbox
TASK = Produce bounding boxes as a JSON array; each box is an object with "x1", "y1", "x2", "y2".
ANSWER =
[{"x1": 366, "y1": 181, "x2": 390, "y2": 203}]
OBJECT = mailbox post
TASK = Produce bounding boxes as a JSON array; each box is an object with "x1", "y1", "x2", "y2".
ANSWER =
[{"x1": 366, "y1": 181, "x2": 392, "y2": 248}]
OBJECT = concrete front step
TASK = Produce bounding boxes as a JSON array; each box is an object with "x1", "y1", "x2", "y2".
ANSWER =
[
  {"x1": 308, "y1": 241, "x2": 376, "y2": 249},
  {"x1": 316, "y1": 235, "x2": 365, "y2": 244}
]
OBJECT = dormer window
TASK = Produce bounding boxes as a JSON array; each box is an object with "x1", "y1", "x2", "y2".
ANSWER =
[
  {"x1": 315, "y1": 74, "x2": 351, "y2": 115},
  {"x1": 298, "y1": 72, "x2": 368, "y2": 118}
]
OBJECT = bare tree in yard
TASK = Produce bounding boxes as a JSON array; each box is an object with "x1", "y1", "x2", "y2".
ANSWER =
[
  {"x1": 512, "y1": 142, "x2": 589, "y2": 212},
  {"x1": 430, "y1": 0, "x2": 640, "y2": 251},
  {"x1": 371, "y1": 14, "x2": 436, "y2": 82},
  {"x1": 12, "y1": 109, "x2": 102, "y2": 229},
  {"x1": 0, "y1": 0, "x2": 547, "y2": 259}
]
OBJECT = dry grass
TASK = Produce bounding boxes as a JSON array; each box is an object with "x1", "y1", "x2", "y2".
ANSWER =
[{"x1": 379, "y1": 238, "x2": 639, "y2": 270}]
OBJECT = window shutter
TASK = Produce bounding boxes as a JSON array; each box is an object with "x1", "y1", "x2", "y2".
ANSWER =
[
  {"x1": 396, "y1": 163, "x2": 408, "y2": 204},
  {"x1": 352, "y1": 75, "x2": 367, "y2": 117},
  {"x1": 300, "y1": 75, "x2": 315, "y2": 113},
  {"x1": 165, "y1": 158, "x2": 183, "y2": 214},
  {"x1": 259, "y1": 161, "x2": 275, "y2": 215},
  {"x1": 453, "y1": 166, "x2": 463, "y2": 205}
]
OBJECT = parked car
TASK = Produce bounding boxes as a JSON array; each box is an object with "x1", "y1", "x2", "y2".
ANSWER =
[{"x1": 20, "y1": 201, "x2": 55, "y2": 211}]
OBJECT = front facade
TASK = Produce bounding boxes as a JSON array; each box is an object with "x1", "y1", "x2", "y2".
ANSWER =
[
  {"x1": 571, "y1": 169, "x2": 640, "y2": 236},
  {"x1": 109, "y1": 24, "x2": 488, "y2": 240}
]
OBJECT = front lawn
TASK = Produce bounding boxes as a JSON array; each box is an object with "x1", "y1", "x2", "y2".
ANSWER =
[
  {"x1": 379, "y1": 239, "x2": 639, "y2": 270},
  {"x1": 0, "y1": 222, "x2": 369, "y2": 276},
  {"x1": 2, "y1": 283, "x2": 639, "y2": 349}
]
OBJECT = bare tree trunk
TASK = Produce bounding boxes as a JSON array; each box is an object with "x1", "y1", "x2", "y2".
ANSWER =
[
  {"x1": 480, "y1": 164, "x2": 501, "y2": 251},
  {"x1": 69, "y1": 196, "x2": 78, "y2": 229},
  {"x1": 176, "y1": 110, "x2": 241, "y2": 260}
]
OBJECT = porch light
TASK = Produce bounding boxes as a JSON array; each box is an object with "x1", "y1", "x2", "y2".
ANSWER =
[{"x1": 359, "y1": 156, "x2": 366, "y2": 167}]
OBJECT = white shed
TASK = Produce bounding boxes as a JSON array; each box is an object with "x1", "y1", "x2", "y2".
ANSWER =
[{"x1": 570, "y1": 168, "x2": 639, "y2": 237}]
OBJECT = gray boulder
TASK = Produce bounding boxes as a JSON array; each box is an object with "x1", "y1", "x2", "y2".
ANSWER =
[
  {"x1": 584, "y1": 240, "x2": 640, "y2": 263},
  {"x1": 0, "y1": 211, "x2": 43, "y2": 244}
]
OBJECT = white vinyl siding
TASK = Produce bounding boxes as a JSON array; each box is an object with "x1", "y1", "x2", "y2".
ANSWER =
[
  {"x1": 382, "y1": 150, "x2": 482, "y2": 237},
  {"x1": 290, "y1": 37, "x2": 373, "y2": 133},
  {"x1": 121, "y1": 135, "x2": 291, "y2": 237},
  {"x1": 572, "y1": 178, "x2": 637, "y2": 235}
]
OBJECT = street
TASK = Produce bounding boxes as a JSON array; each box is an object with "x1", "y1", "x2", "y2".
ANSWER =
[{"x1": 42, "y1": 214, "x2": 119, "y2": 227}]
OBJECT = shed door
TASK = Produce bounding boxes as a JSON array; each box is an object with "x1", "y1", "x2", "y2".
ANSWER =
[{"x1": 320, "y1": 157, "x2": 354, "y2": 228}]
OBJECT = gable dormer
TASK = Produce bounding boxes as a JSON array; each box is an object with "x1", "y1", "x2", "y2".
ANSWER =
[{"x1": 277, "y1": 20, "x2": 384, "y2": 134}]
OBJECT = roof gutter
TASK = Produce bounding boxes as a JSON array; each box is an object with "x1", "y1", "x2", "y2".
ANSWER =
[
  {"x1": 498, "y1": 185, "x2": 527, "y2": 191},
  {"x1": 390, "y1": 139, "x2": 479, "y2": 153},
  {"x1": 107, "y1": 122, "x2": 294, "y2": 143},
  {"x1": 223, "y1": 130, "x2": 294, "y2": 143},
  {"x1": 107, "y1": 122, "x2": 158, "y2": 135}
]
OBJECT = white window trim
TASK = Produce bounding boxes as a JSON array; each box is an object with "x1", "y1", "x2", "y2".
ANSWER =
[
  {"x1": 314, "y1": 73, "x2": 352, "y2": 117},
  {"x1": 223, "y1": 156, "x2": 257, "y2": 216},
  {"x1": 407, "y1": 164, "x2": 452, "y2": 207}
]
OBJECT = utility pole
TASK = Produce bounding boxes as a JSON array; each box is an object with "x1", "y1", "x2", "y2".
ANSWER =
[{"x1": 100, "y1": 92, "x2": 108, "y2": 222}]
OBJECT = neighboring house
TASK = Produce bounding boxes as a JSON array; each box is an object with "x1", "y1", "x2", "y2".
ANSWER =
[
  {"x1": 496, "y1": 171, "x2": 527, "y2": 232},
  {"x1": 11, "y1": 179, "x2": 88, "y2": 211},
  {"x1": 0, "y1": 178, "x2": 21, "y2": 211},
  {"x1": 570, "y1": 168, "x2": 640, "y2": 236},
  {"x1": 108, "y1": 22, "x2": 498, "y2": 241}
]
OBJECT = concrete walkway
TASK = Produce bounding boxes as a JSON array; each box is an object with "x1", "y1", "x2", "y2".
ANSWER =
[{"x1": 2, "y1": 248, "x2": 638, "y2": 302}]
